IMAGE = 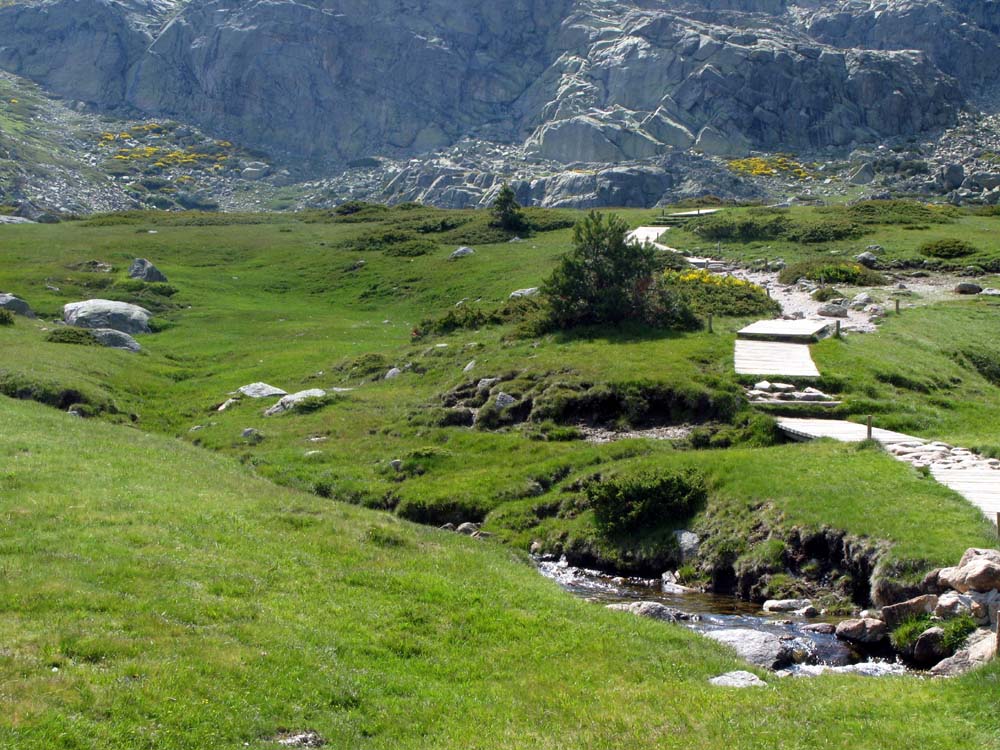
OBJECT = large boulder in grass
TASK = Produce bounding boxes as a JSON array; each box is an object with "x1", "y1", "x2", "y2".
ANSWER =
[
  {"x1": 0, "y1": 293, "x2": 34, "y2": 317},
  {"x1": 128, "y1": 258, "x2": 168, "y2": 283},
  {"x1": 64, "y1": 299, "x2": 152, "y2": 334},
  {"x1": 264, "y1": 388, "x2": 327, "y2": 416},
  {"x1": 91, "y1": 328, "x2": 142, "y2": 353}
]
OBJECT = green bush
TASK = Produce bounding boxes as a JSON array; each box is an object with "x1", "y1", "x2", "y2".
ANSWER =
[
  {"x1": 490, "y1": 183, "x2": 526, "y2": 232},
  {"x1": 0, "y1": 310, "x2": 13, "y2": 326},
  {"x1": 662, "y1": 269, "x2": 780, "y2": 318},
  {"x1": 589, "y1": 468, "x2": 706, "y2": 537},
  {"x1": 778, "y1": 259, "x2": 886, "y2": 286},
  {"x1": 919, "y1": 238, "x2": 978, "y2": 259},
  {"x1": 811, "y1": 286, "x2": 843, "y2": 302},
  {"x1": 844, "y1": 200, "x2": 954, "y2": 226},
  {"x1": 783, "y1": 219, "x2": 862, "y2": 243},
  {"x1": 689, "y1": 211, "x2": 789, "y2": 241},
  {"x1": 542, "y1": 211, "x2": 699, "y2": 331},
  {"x1": 45, "y1": 327, "x2": 99, "y2": 346},
  {"x1": 890, "y1": 613, "x2": 976, "y2": 653}
]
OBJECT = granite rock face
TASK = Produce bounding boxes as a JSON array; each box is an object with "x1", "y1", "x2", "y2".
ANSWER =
[{"x1": 0, "y1": 0, "x2": 977, "y2": 170}]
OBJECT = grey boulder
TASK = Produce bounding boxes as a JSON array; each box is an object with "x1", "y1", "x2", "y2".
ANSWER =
[
  {"x1": 90, "y1": 328, "x2": 142, "y2": 353},
  {"x1": 817, "y1": 303, "x2": 849, "y2": 318},
  {"x1": 239, "y1": 382, "x2": 287, "y2": 399},
  {"x1": 606, "y1": 601, "x2": 686, "y2": 623},
  {"x1": 0, "y1": 293, "x2": 34, "y2": 318},
  {"x1": 954, "y1": 283, "x2": 983, "y2": 295},
  {"x1": 835, "y1": 617, "x2": 888, "y2": 644},
  {"x1": 450, "y1": 247, "x2": 475, "y2": 260},
  {"x1": 709, "y1": 670, "x2": 767, "y2": 688},
  {"x1": 128, "y1": 258, "x2": 168, "y2": 283},
  {"x1": 264, "y1": 389, "x2": 327, "y2": 416},
  {"x1": 63, "y1": 299, "x2": 151, "y2": 334},
  {"x1": 704, "y1": 628, "x2": 794, "y2": 670}
]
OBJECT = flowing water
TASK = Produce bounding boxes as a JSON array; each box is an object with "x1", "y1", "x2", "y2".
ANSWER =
[{"x1": 538, "y1": 556, "x2": 909, "y2": 677}]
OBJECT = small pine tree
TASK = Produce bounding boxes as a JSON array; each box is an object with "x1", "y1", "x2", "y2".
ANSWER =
[
  {"x1": 490, "y1": 182, "x2": 525, "y2": 232},
  {"x1": 541, "y1": 210, "x2": 698, "y2": 331}
]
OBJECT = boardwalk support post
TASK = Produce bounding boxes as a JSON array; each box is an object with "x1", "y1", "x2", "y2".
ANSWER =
[
  {"x1": 708, "y1": 314, "x2": 713, "y2": 334},
  {"x1": 835, "y1": 320, "x2": 841, "y2": 339},
  {"x1": 895, "y1": 299, "x2": 901, "y2": 315},
  {"x1": 867, "y1": 415, "x2": 873, "y2": 441}
]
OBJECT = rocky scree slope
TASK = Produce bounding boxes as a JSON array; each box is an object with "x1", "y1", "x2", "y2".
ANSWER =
[{"x1": 0, "y1": 0, "x2": 984, "y2": 172}]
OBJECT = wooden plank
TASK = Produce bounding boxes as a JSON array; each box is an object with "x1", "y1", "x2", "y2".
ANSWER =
[
  {"x1": 738, "y1": 319, "x2": 831, "y2": 342},
  {"x1": 734, "y1": 341, "x2": 820, "y2": 377},
  {"x1": 776, "y1": 418, "x2": 916, "y2": 444}
]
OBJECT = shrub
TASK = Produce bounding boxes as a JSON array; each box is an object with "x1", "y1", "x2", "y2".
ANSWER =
[
  {"x1": 689, "y1": 211, "x2": 789, "y2": 241},
  {"x1": 542, "y1": 211, "x2": 699, "y2": 331},
  {"x1": 890, "y1": 613, "x2": 976, "y2": 654},
  {"x1": 45, "y1": 327, "x2": 99, "y2": 346},
  {"x1": 919, "y1": 238, "x2": 978, "y2": 259},
  {"x1": 783, "y1": 219, "x2": 862, "y2": 243},
  {"x1": 0, "y1": 310, "x2": 13, "y2": 326},
  {"x1": 955, "y1": 347, "x2": 1000, "y2": 387},
  {"x1": 589, "y1": 468, "x2": 707, "y2": 537},
  {"x1": 844, "y1": 200, "x2": 954, "y2": 226},
  {"x1": 490, "y1": 183, "x2": 526, "y2": 232},
  {"x1": 778, "y1": 259, "x2": 886, "y2": 286},
  {"x1": 811, "y1": 286, "x2": 842, "y2": 302},
  {"x1": 662, "y1": 269, "x2": 780, "y2": 317}
]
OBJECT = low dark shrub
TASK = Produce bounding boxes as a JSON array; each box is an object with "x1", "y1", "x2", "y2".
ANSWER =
[
  {"x1": 589, "y1": 468, "x2": 707, "y2": 537},
  {"x1": 778, "y1": 259, "x2": 886, "y2": 286},
  {"x1": 45, "y1": 328, "x2": 98, "y2": 346},
  {"x1": 919, "y1": 238, "x2": 978, "y2": 259},
  {"x1": 0, "y1": 310, "x2": 13, "y2": 326}
]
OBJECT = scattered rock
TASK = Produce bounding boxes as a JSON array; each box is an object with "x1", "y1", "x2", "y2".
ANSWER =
[
  {"x1": 463, "y1": 360, "x2": 476, "y2": 373},
  {"x1": 801, "y1": 623, "x2": 836, "y2": 635},
  {"x1": 674, "y1": 530, "x2": 701, "y2": 563},
  {"x1": 128, "y1": 258, "x2": 168, "y2": 283},
  {"x1": 850, "y1": 292, "x2": 874, "y2": 310},
  {"x1": 762, "y1": 599, "x2": 813, "y2": 613},
  {"x1": 450, "y1": 246, "x2": 475, "y2": 260},
  {"x1": 954, "y1": 282, "x2": 983, "y2": 295},
  {"x1": 835, "y1": 617, "x2": 888, "y2": 644},
  {"x1": 704, "y1": 628, "x2": 794, "y2": 670},
  {"x1": 456, "y1": 522, "x2": 480, "y2": 535},
  {"x1": 273, "y1": 730, "x2": 326, "y2": 748},
  {"x1": 90, "y1": 328, "x2": 142, "y2": 353},
  {"x1": 881, "y1": 594, "x2": 939, "y2": 629},
  {"x1": 709, "y1": 670, "x2": 767, "y2": 688},
  {"x1": 242, "y1": 427, "x2": 263, "y2": 443},
  {"x1": 959, "y1": 548, "x2": 1000, "y2": 568},
  {"x1": 817, "y1": 303, "x2": 849, "y2": 318},
  {"x1": 854, "y1": 252, "x2": 879, "y2": 268},
  {"x1": 940, "y1": 558, "x2": 1000, "y2": 593},
  {"x1": 606, "y1": 601, "x2": 686, "y2": 623},
  {"x1": 264, "y1": 389, "x2": 327, "y2": 416},
  {"x1": 217, "y1": 398, "x2": 239, "y2": 412},
  {"x1": 385, "y1": 367, "x2": 402, "y2": 380},
  {"x1": 929, "y1": 628, "x2": 997, "y2": 677},
  {"x1": 912, "y1": 627, "x2": 949, "y2": 665},
  {"x1": 239, "y1": 382, "x2": 287, "y2": 399},
  {"x1": 0, "y1": 293, "x2": 34, "y2": 318},
  {"x1": 390, "y1": 459, "x2": 403, "y2": 472},
  {"x1": 63, "y1": 299, "x2": 151, "y2": 334},
  {"x1": 494, "y1": 392, "x2": 516, "y2": 409},
  {"x1": 509, "y1": 287, "x2": 539, "y2": 299}
]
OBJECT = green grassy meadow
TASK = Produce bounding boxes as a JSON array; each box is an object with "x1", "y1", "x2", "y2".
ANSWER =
[{"x1": 1, "y1": 203, "x2": 999, "y2": 747}]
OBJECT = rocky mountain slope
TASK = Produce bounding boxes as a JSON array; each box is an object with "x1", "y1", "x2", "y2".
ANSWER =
[{"x1": 1, "y1": 0, "x2": 999, "y2": 210}]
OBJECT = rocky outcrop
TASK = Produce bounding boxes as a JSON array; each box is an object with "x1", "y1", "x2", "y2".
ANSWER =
[
  {"x1": 0, "y1": 0, "x2": 971, "y2": 171},
  {"x1": 128, "y1": 258, "x2": 167, "y2": 283},
  {"x1": 90, "y1": 328, "x2": 142, "y2": 353},
  {"x1": 0, "y1": 293, "x2": 34, "y2": 318},
  {"x1": 63, "y1": 299, "x2": 152, "y2": 334},
  {"x1": 264, "y1": 388, "x2": 327, "y2": 416}
]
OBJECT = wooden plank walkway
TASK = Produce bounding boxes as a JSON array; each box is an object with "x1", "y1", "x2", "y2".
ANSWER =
[
  {"x1": 776, "y1": 417, "x2": 917, "y2": 444},
  {"x1": 735, "y1": 341, "x2": 820, "y2": 377},
  {"x1": 738, "y1": 319, "x2": 831, "y2": 342},
  {"x1": 777, "y1": 418, "x2": 1000, "y2": 524},
  {"x1": 628, "y1": 227, "x2": 669, "y2": 244},
  {"x1": 929, "y1": 468, "x2": 1000, "y2": 519}
]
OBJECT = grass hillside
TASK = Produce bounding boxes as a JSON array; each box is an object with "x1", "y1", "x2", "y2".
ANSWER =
[
  {"x1": 0, "y1": 204, "x2": 998, "y2": 590},
  {"x1": 2, "y1": 396, "x2": 999, "y2": 749}
]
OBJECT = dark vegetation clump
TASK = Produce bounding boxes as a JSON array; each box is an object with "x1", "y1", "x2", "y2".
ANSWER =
[
  {"x1": 954, "y1": 347, "x2": 1000, "y2": 387},
  {"x1": 778, "y1": 259, "x2": 886, "y2": 286},
  {"x1": 0, "y1": 310, "x2": 13, "y2": 326},
  {"x1": 589, "y1": 468, "x2": 707, "y2": 537},
  {"x1": 842, "y1": 199, "x2": 955, "y2": 226},
  {"x1": 689, "y1": 210, "x2": 790, "y2": 242},
  {"x1": 415, "y1": 297, "x2": 542, "y2": 338},
  {"x1": 490, "y1": 183, "x2": 526, "y2": 233},
  {"x1": 919, "y1": 238, "x2": 978, "y2": 259},
  {"x1": 542, "y1": 211, "x2": 699, "y2": 332},
  {"x1": 45, "y1": 327, "x2": 99, "y2": 346}
]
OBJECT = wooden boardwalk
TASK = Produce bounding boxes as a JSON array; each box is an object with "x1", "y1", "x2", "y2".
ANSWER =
[
  {"x1": 776, "y1": 417, "x2": 917, "y2": 445},
  {"x1": 738, "y1": 319, "x2": 831, "y2": 342},
  {"x1": 734, "y1": 340, "x2": 820, "y2": 377},
  {"x1": 929, "y1": 467, "x2": 1000, "y2": 520},
  {"x1": 777, "y1": 418, "x2": 1000, "y2": 524}
]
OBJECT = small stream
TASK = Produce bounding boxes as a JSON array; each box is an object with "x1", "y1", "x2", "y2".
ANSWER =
[{"x1": 538, "y1": 556, "x2": 909, "y2": 677}]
